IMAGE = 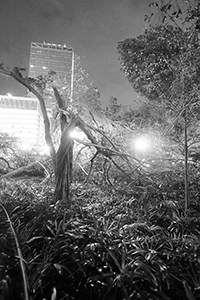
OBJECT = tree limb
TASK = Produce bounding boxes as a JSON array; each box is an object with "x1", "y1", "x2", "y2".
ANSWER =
[
  {"x1": 0, "y1": 67, "x2": 57, "y2": 171},
  {"x1": 0, "y1": 157, "x2": 14, "y2": 170},
  {"x1": 84, "y1": 151, "x2": 99, "y2": 183},
  {"x1": 0, "y1": 161, "x2": 45, "y2": 179}
]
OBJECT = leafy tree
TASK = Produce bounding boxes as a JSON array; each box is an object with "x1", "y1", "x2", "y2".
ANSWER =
[
  {"x1": 105, "y1": 97, "x2": 122, "y2": 120},
  {"x1": 0, "y1": 133, "x2": 18, "y2": 173},
  {"x1": 118, "y1": 0, "x2": 200, "y2": 209}
]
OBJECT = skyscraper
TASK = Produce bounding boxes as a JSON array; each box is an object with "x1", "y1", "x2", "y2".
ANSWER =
[
  {"x1": 29, "y1": 42, "x2": 74, "y2": 100},
  {"x1": 0, "y1": 42, "x2": 75, "y2": 149}
]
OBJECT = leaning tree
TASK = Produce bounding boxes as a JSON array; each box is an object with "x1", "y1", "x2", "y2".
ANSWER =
[{"x1": 0, "y1": 63, "x2": 141, "y2": 203}]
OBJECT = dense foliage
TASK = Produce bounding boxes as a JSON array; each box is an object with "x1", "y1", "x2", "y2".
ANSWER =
[
  {"x1": 1, "y1": 2, "x2": 200, "y2": 299},
  {"x1": 117, "y1": 0, "x2": 200, "y2": 211},
  {"x1": 1, "y1": 177, "x2": 200, "y2": 300},
  {"x1": 117, "y1": 0, "x2": 200, "y2": 141}
]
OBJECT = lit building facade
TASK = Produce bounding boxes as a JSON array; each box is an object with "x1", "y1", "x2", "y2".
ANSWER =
[
  {"x1": 29, "y1": 42, "x2": 74, "y2": 99},
  {"x1": 0, "y1": 95, "x2": 45, "y2": 147},
  {"x1": 0, "y1": 42, "x2": 74, "y2": 148}
]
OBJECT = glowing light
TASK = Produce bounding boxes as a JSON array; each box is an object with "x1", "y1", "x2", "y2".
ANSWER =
[
  {"x1": 69, "y1": 129, "x2": 86, "y2": 140},
  {"x1": 39, "y1": 145, "x2": 50, "y2": 156},
  {"x1": 133, "y1": 136, "x2": 151, "y2": 152},
  {"x1": 20, "y1": 142, "x2": 32, "y2": 151}
]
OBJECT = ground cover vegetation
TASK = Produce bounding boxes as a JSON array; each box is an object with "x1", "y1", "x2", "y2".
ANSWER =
[{"x1": 1, "y1": 0, "x2": 200, "y2": 299}]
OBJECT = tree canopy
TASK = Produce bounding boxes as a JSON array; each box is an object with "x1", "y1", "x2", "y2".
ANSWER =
[
  {"x1": 118, "y1": 0, "x2": 200, "y2": 209},
  {"x1": 118, "y1": 25, "x2": 200, "y2": 108},
  {"x1": 117, "y1": 0, "x2": 200, "y2": 146}
]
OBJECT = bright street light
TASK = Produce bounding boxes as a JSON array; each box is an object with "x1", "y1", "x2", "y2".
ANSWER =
[
  {"x1": 133, "y1": 136, "x2": 151, "y2": 153},
  {"x1": 69, "y1": 128, "x2": 86, "y2": 140},
  {"x1": 20, "y1": 142, "x2": 32, "y2": 151}
]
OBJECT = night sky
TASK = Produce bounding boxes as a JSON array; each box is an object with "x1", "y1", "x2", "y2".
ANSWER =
[{"x1": 0, "y1": 0, "x2": 149, "y2": 105}]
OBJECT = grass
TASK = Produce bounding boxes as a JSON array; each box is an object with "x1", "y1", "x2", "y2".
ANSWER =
[{"x1": 0, "y1": 178, "x2": 200, "y2": 299}]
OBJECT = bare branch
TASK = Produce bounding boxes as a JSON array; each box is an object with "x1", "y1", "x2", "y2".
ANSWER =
[
  {"x1": 0, "y1": 67, "x2": 57, "y2": 170},
  {"x1": 0, "y1": 157, "x2": 14, "y2": 170},
  {"x1": 81, "y1": 102, "x2": 100, "y2": 127},
  {"x1": 76, "y1": 162, "x2": 88, "y2": 176},
  {"x1": 85, "y1": 122, "x2": 119, "y2": 151},
  {"x1": 84, "y1": 151, "x2": 99, "y2": 183}
]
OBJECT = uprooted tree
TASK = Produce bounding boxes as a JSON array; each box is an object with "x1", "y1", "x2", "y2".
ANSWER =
[{"x1": 0, "y1": 65, "x2": 142, "y2": 203}]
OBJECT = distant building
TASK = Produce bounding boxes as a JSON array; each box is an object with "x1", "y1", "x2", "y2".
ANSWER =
[
  {"x1": 29, "y1": 42, "x2": 74, "y2": 101},
  {"x1": 0, "y1": 42, "x2": 74, "y2": 148},
  {"x1": 0, "y1": 95, "x2": 44, "y2": 147}
]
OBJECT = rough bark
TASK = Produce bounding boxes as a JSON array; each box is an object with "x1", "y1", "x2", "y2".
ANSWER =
[
  {"x1": 53, "y1": 86, "x2": 74, "y2": 201},
  {"x1": 54, "y1": 117, "x2": 76, "y2": 202}
]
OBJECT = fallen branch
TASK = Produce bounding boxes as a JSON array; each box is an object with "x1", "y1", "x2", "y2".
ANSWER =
[{"x1": 0, "y1": 161, "x2": 45, "y2": 180}]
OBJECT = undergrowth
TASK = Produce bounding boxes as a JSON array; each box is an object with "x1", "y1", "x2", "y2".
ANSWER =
[{"x1": 0, "y1": 179, "x2": 200, "y2": 300}]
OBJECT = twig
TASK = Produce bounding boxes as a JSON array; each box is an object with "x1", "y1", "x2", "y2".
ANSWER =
[
  {"x1": 81, "y1": 102, "x2": 100, "y2": 127},
  {"x1": 84, "y1": 151, "x2": 99, "y2": 183},
  {"x1": 76, "y1": 162, "x2": 88, "y2": 176},
  {"x1": 0, "y1": 156, "x2": 14, "y2": 170}
]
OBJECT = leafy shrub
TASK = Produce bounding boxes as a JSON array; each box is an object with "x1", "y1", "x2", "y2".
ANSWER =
[{"x1": 0, "y1": 180, "x2": 200, "y2": 299}]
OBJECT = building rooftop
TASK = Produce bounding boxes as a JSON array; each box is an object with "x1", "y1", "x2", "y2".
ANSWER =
[{"x1": 31, "y1": 42, "x2": 73, "y2": 52}]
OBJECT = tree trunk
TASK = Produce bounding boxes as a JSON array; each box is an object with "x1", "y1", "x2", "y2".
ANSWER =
[
  {"x1": 54, "y1": 142, "x2": 73, "y2": 202},
  {"x1": 184, "y1": 106, "x2": 189, "y2": 211},
  {"x1": 54, "y1": 117, "x2": 76, "y2": 202}
]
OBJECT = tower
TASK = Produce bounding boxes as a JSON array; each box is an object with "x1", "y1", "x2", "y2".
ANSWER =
[{"x1": 29, "y1": 42, "x2": 74, "y2": 100}]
